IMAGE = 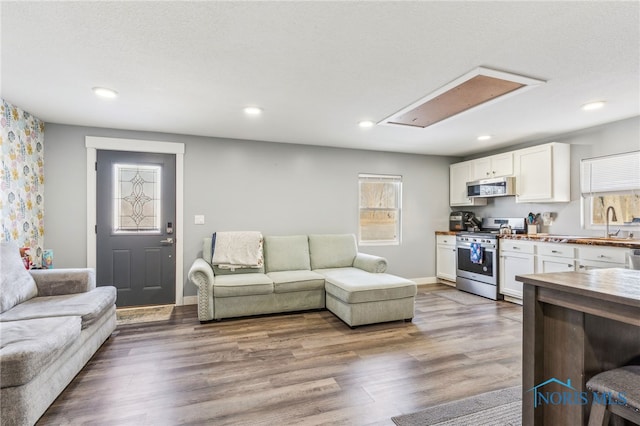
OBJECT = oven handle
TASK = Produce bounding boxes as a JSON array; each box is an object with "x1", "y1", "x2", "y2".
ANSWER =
[{"x1": 456, "y1": 242, "x2": 497, "y2": 250}]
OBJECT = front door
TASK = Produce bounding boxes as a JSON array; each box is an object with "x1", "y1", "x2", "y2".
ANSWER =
[{"x1": 96, "y1": 150, "x2": 176, "y2": 307}]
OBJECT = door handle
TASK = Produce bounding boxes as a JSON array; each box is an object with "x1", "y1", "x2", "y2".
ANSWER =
[{"x1": 160, "y1": 238, "x2": 174, "y2": 245}]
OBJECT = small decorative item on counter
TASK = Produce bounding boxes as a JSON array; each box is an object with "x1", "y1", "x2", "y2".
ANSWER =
[
  {"x1": 43, "y1": 249, "x2": 54, "y2": 269},
  {"x1": 527, "y1": 212, "x2": 542, "y2": 235},
  {"x1": 19, "y1": 247, "x2": 32, "y2": 269}
]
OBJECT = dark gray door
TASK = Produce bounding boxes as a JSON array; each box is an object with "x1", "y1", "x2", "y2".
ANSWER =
[{"x1": 96, "y1": 150, "x2": 176, "y2": 307}]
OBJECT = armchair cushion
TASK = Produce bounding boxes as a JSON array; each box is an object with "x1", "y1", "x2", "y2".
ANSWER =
[{"x1": 0, "y1": 242, "x2": 38, "y2": 314}]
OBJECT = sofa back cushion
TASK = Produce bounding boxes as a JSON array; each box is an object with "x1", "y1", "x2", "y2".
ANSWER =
[
  {"x1": 264, "y1": 235, "x2": 311, "y2": 273},
  {"x1": 0, "y1": 242, "x2": 38, "y2": 313},
  {"x1": 308, "y1": 234, "x2": 357, "y2": 270}
]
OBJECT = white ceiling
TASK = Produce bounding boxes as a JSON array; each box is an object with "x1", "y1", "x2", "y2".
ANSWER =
[{"x1": 1, "y1": 1, "x2": 639, "y2": 156}]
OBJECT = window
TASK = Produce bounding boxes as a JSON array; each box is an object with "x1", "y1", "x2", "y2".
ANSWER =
[
  {"x1": 585, "y1": 194, "x2": 640, "y2": 230},
  {"x1": 358, "y1": 174, "x2": 402, "y2": 245},
  {"x1": 113, "y1": 163, "x2": 162, "y2": 233},
  {"x1": 581, "y1": 151, "x2": 640, "y2": 231}
]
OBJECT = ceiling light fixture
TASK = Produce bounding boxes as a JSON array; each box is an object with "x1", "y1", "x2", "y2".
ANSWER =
[
  {"x1": 581, "y1": 101, "x2": 606, "y2": 111},
  {"x1": 477, "y1": 135, "x2": 492, "y2": 141},
  {"x1": 92, "y1": 87, "x2": 118, "y2": 99},
  {"x1": 378, "y1": 67, "x2": 546, "y2": 129},
  {"x1": 359, "y1": 120, "x2": 374, "y2": 128},
  {"x1": 243, "y1": 106, "x2": 263, "y2": 115}
]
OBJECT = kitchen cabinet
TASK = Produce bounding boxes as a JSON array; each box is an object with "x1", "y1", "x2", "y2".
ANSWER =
[
  {"x1": 436, "y1": 235, "x2": 456, "y2": 283},
  {"x1": 471, "y1": 152, "x2": 513, "y2": 181},
  {"x1": 499, "y1": 240, "x2": 535, "y2": 301},
  {"x1": 536, "y1": 242, "x2": 576, "y2": 273},
  {"x1": 513, "y1": 142, "x2": 570, "y2": 203},
  {"x1": 576, "y1": 245, "x2": 628, "y2": 270},
  {"x1": 449, "y1": 161, "x2": 487, "y2": 206}
]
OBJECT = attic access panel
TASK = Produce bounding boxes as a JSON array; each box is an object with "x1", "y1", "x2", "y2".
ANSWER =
[{"x1": 380, "y1": 67, "x2": 545, "y2": 128}]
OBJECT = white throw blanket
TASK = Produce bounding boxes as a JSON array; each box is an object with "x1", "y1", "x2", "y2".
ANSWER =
[{"x1": 211, "y1": 231, "x2": 264, "y2": 269}]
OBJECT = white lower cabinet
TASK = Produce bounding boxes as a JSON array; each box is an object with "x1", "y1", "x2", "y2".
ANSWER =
[
  {"x1": 436, "y1": 235, "x2": 457, "y2": 283},
  {"x1": 536, "y1": 242, "x2": 576, "y2": 273},
  {"x1": 499, "y1": 240, "x2": 535, "y2": 300},
  {"x1": 576, "y1": 245, "x2": 628, "y2": 270}
]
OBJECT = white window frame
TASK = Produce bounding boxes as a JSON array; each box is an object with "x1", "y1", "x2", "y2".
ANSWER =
[{"x1": 358, "y1": 173, "x2": 402, "y2": 246}]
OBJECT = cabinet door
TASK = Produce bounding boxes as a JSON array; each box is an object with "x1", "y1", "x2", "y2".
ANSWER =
[
  {"x1": 514, "y1": 144, "x2": 553, "y2": 201},
  {"x1": 436, "y1": 244, "x2": 457, "y2": 282},
  {"x1": 450, "y1": 162, "x2": 486, "y2": 206},
  {"x1": 471, "y1": 157, "x2": 493, "y2": 180},
  {"x1": 491, "y1": 152, "x2": 513, "y2": 177},
  {"x1": 537, "y1": 255, "x2": 576, "y2": 273},
  {"x1": 500, "y1": 252, "x2": 534, "y2": 299}
]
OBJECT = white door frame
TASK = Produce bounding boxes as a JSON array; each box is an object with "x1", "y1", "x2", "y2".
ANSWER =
[{"x1": 86, "y1": 136, "x2": 185, "y2": 306}]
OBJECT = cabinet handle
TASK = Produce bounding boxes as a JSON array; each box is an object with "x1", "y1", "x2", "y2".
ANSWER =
[
  {"x1": 568, "y1": 264, "x2": 573, "y2": 268},
  {"x1": 551, "y1": 250, "x2": 560, "y2": 253},
  {"x1": 579, "y1": 265, "x2": 585, "y2": 269},
  {"x1": 512, "y1": 246, "x2": 520, "y2": 250},
  {"x1": 597, "y1": 254, "x2": 608, "y2": 258}
]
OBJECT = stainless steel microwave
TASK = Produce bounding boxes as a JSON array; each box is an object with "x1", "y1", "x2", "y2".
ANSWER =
[{"x1": 466, "y1": 176, "x2": 516, "y2": 198}]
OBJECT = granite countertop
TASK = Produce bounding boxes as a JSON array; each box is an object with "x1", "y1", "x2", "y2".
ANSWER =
[{"x1": 435, "y1": 230, "x2": 640, "y2": 249}]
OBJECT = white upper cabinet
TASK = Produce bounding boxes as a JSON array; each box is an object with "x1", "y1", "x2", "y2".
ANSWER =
[
  {"x1": 450, "y1": 161, "x2": 487, "y2": 206},
  {"x1": 514, "y1": 142, "x2": 570, "y2": 203},
  {"x1": 471, "y1": 152, "x2": 514, "y2": 181}
]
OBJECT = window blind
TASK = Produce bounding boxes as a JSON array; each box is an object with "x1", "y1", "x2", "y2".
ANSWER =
[{"x1": 580, "y1": 151, "x2": 640, "y2": 195}]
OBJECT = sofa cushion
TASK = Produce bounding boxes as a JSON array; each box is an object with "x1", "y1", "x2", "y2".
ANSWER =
[
  {"x1": 0, "y1": 242, "x2": 38, "y2": 313},
  {"x1": 267, "y1": 270, "x2": 325, "y2": 293},
  {"x1": 213, "y1": 274, "x2": 274, "y2": 297},
  {"x1": 319, "y1": 267, "x2": 417, "y2": 304},
  {"x1": 264, "y1": 235, "x2": 311, "y2": 273},
  {"x1": 308, "y1": 234, "x2": 357, "y2": 270},
  {"x1": 0, "y1": 287, "x2": 116, "y2": 329},
  {"x1": 0, "y1": 316, "x2": 81, "y2": 387}
]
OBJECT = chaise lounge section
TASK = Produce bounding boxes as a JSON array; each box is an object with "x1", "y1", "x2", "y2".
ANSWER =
[{"x1": 188, "y1": 233, "x2": 417, "y2": 327}]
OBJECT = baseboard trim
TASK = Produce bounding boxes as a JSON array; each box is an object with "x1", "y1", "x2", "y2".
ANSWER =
[
  {"x1": 411, "y1": 276, "x2": 439, "y2": 286},
  {"x1": 182, "y1": 295, "x2": 198, "y2": 306}
]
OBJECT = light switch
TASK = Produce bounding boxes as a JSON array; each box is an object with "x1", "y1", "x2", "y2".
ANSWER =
[{"x1": 194, "y1": 215, "x2": 205, "y2": 225}]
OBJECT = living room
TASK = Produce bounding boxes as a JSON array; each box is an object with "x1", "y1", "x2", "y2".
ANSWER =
[{"x1": 2, "y1": 1, "x2": 639, "y2": 425}]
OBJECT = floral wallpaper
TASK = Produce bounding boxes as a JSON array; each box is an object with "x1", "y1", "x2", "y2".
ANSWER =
[{"x1": 1, "y1": 99, "x2": 45, "y2": 267}]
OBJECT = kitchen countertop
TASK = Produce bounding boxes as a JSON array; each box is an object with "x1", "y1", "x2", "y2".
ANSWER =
[
  {"x1": 436, "y1": 230, "x2": 640, "y2": 249},
  {"x1": 518, "y1": 268, "x2": 640, "y2": 425}
]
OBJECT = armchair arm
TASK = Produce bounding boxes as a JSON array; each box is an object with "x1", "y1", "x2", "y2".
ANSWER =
[
  {"x1": 353, "y1": 253, "x2": 388, "y2": 273},
  {"x1": 29, "y1": 268, "x2": 96, "y2": 296},
  {"x1": 188, "y1": 258, "x2": 215, "y2": 321}
]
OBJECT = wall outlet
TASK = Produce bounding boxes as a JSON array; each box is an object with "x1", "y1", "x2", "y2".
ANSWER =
[{"x1": 194, "y1": 215, "x2": 205, "y2": 225}]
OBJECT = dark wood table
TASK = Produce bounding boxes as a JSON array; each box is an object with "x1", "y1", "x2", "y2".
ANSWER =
[{"x1": 517, "y1": 268, "x2": 640, "y2": 426}]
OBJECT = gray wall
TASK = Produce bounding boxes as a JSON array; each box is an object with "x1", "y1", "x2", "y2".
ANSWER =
[
  {"x1": 461, "y1": 116, "x2": 640, "y2": 235},
  {"x1": 43, "y1": 124, "x2": 455, "y2": 296}
]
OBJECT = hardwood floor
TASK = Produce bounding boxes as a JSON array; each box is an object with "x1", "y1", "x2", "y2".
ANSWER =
[{"x1": 38, "y1": 284, "x2": 523, "y2": 425}]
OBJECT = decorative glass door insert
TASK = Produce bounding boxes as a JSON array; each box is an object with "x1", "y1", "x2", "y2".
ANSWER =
[{"x1": 112, "y1": 163, "x2": 161, "y2": 233}]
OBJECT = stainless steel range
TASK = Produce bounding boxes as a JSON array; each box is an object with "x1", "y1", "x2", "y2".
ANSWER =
[{"x1": 455, "y1": 217, "x2": 526, "y2": 300}]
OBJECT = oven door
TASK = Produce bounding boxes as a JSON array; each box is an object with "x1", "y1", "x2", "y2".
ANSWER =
[{"x1": 456, "y1": 242, "x2": 497, "y2": 285}]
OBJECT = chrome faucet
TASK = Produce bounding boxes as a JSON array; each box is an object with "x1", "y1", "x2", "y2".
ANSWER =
[{"x1": 605, "y1": 206, "x2": 619, "y2": 238}]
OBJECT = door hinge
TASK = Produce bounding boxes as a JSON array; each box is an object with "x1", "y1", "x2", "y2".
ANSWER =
[
  {"x1": 95, "y1": 225, "x2": 97, "y2": 234},
  {"x1": 95, "y1": 161, "x2": 97, "y2": 171}
]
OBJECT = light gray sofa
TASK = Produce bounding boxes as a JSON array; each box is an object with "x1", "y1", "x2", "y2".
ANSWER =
[
  {"x1": 0, "y1": 242, "x2": 117, "y2": 426},
  {"x1": 188, "y1": 234, "x2": 417, "y2": 327}
]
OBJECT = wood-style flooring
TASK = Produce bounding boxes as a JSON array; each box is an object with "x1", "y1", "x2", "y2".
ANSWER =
[{"x1": 38, "y1": 283, "x2": 523, "y2": 425}]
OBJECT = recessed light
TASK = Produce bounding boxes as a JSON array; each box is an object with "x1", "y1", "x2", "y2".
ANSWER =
[
  {"x1": 477, "y1": 135, "x2": 492, "y2": 141},
  {"x1": 243, "y1": 106, "x2": 263, "y2": 115},
  {"x1": 92, "y1": 87, "x2": 118, "y2": 98},
  {"x1": 359, "y1": 120, "x2": 374, "y2": 128},
  {"x1": 581, "y1": 101, "x2": 606, "y2": 111}
]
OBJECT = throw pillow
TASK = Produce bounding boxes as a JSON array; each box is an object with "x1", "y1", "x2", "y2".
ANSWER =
[{"x1": 0, "y1": 242, "x2": 38, "y2": 313}]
